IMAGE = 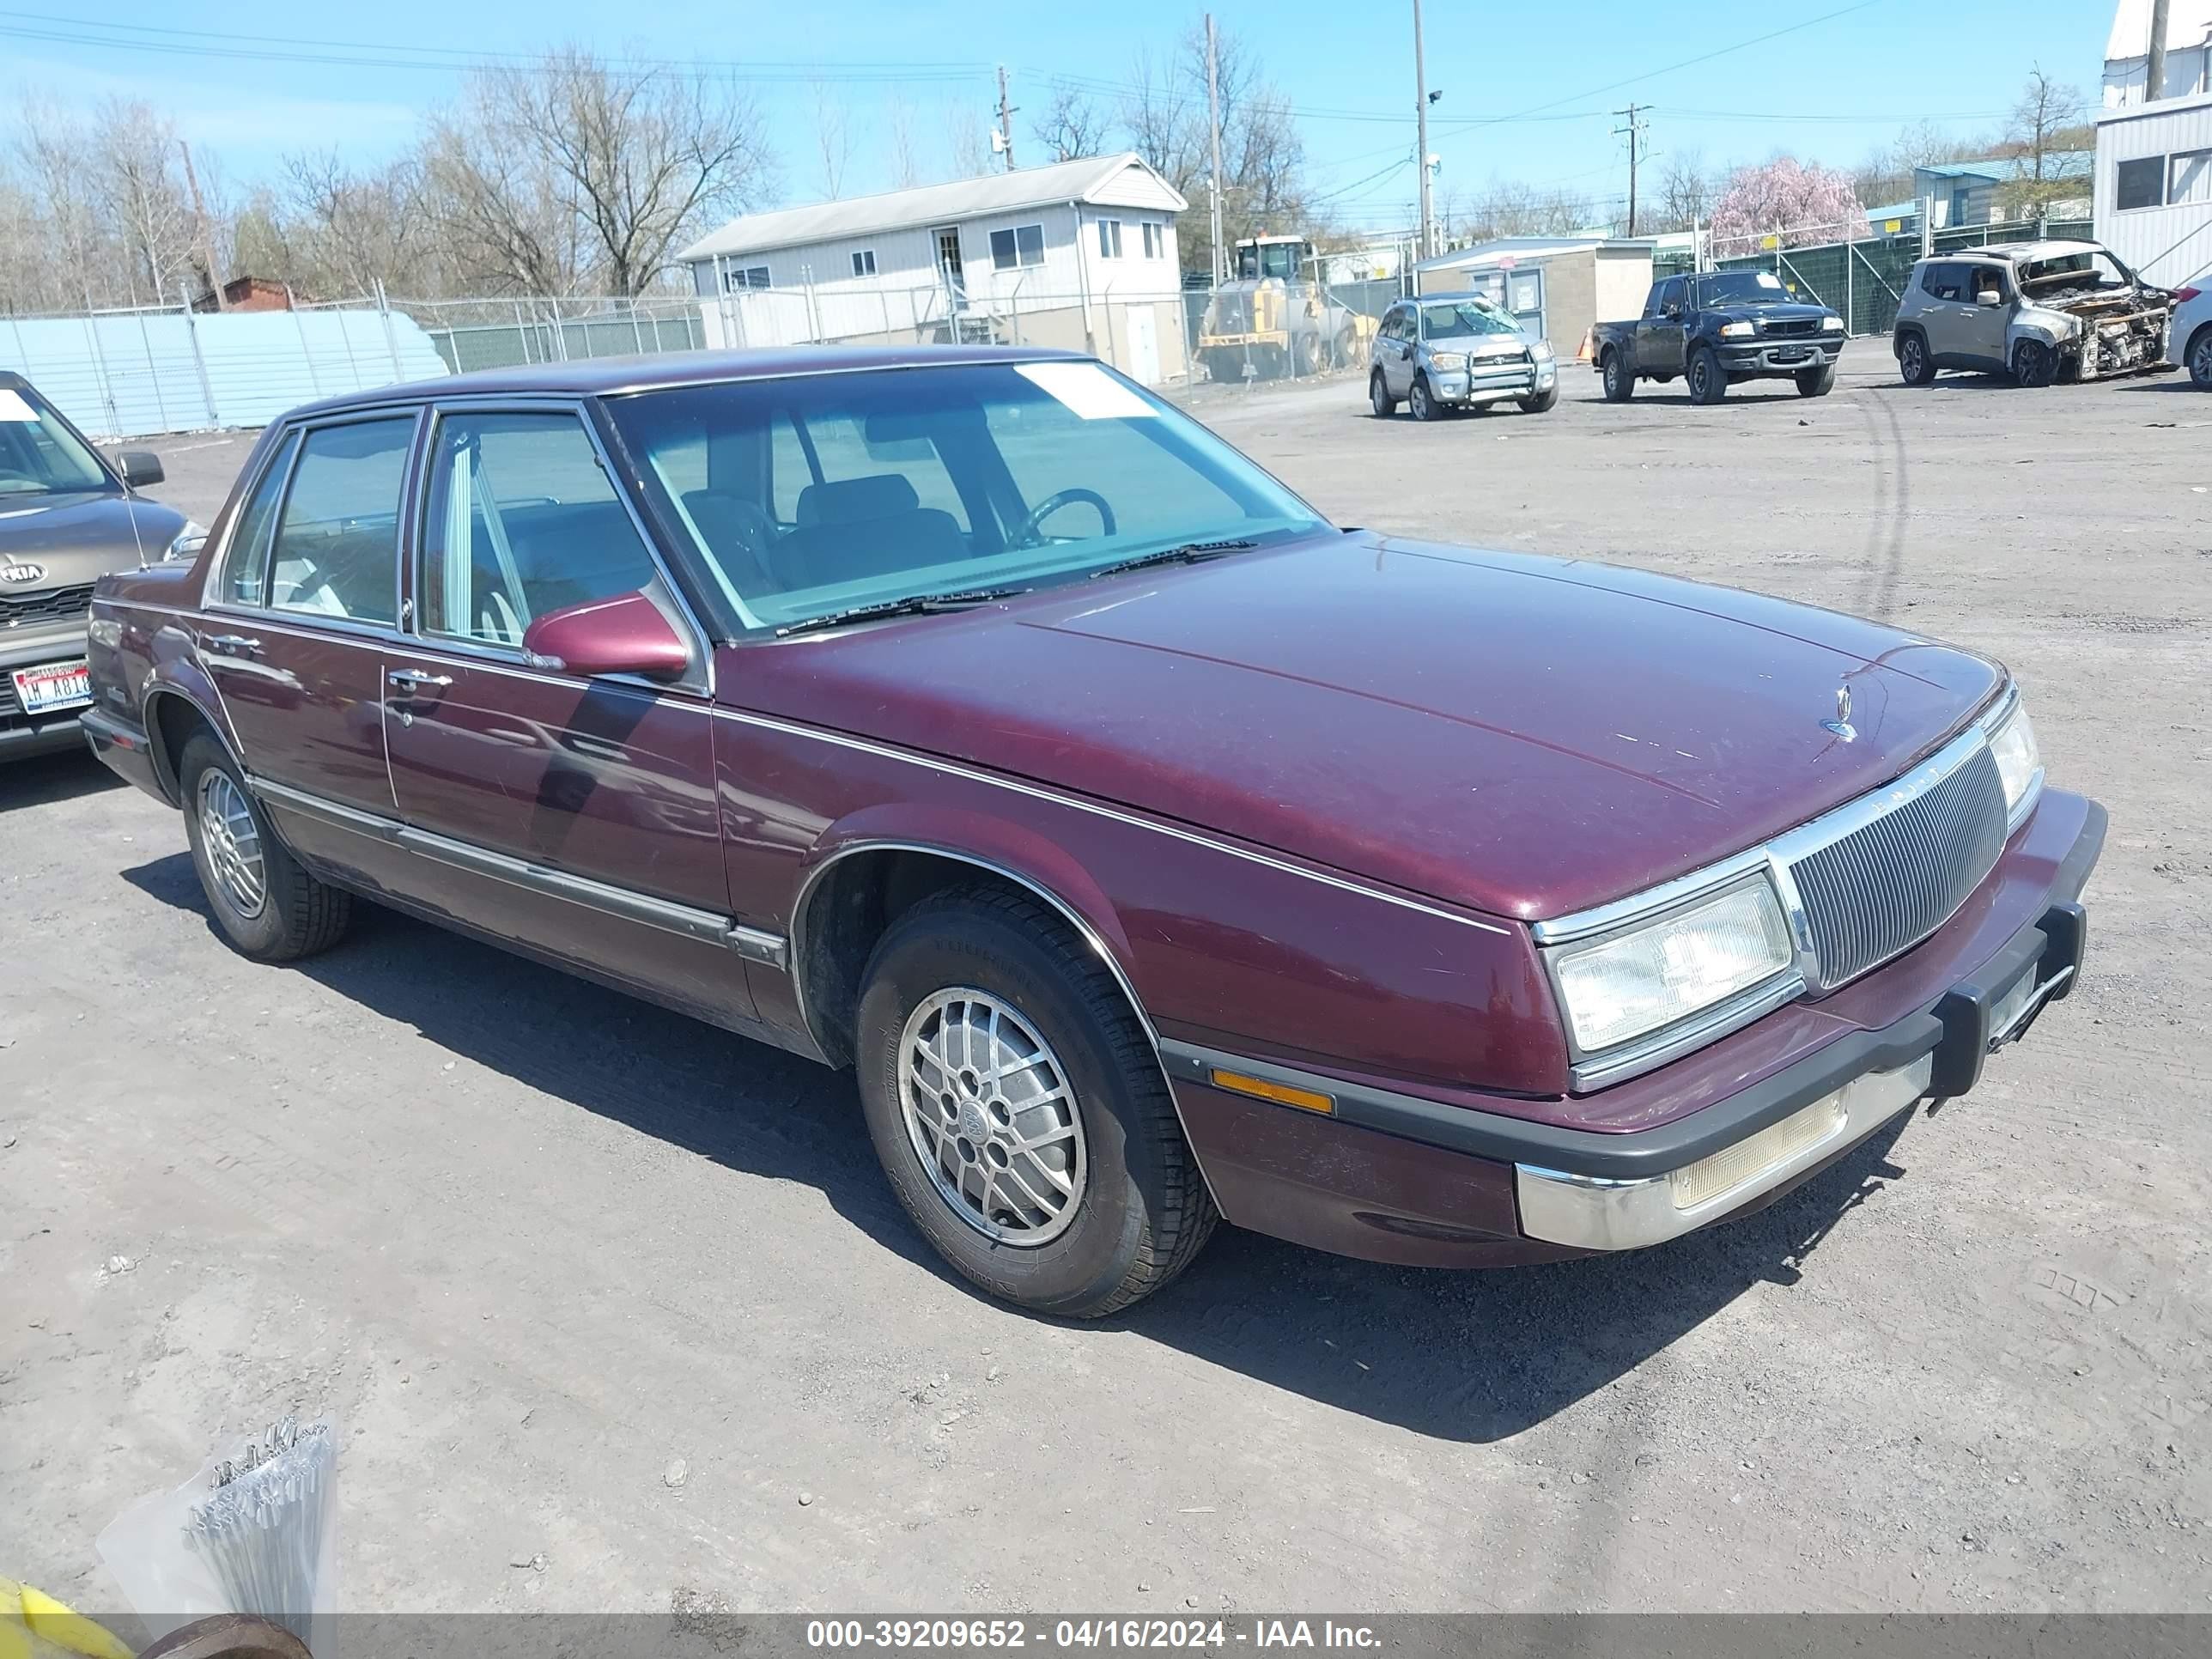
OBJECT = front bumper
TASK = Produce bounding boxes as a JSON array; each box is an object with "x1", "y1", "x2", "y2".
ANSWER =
[
  {"x1": 1433, "y1": 355, "x2": 1556, "y2": 404},
  {"x1": 0, "y1": 619, "x2": 94, "y2": 761},
  {"x1": 1718, "y1": 337, "x2": 1843, "y2": 374},
  {"x1": 1164, "y1": 793, "x2": 2104, "y2": 1267}
]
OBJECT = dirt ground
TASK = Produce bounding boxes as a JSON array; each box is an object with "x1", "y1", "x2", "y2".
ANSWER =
[{"x1": 3, "y1": 341, "x2": 2208, "y2": 1615}]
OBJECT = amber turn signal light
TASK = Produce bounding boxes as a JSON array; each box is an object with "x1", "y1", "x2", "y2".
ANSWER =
[{"x1": 1208, "y1": 1068, "x2": 1335, "y2": 1115}]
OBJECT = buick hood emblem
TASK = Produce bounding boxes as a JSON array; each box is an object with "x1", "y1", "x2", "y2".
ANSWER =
[
  {"x1": 0, "y1": 561, "x2": 46, "y2": 586},
  {"x1": 1821, "y1": 684, "x2": 1856, "y2": 742}
]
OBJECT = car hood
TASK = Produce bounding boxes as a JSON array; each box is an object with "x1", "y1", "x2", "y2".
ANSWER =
[
  {"x1": 730, "y1": 532, "x2": 2002, "y2": 921},
  {"x1": 0, "y1": 491, "x2": 187, "y2": 587}
]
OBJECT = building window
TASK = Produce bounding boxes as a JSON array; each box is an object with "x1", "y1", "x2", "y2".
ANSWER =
[
  {"x1": 1097, "y1": 218, "x2": 1122, "y2": 258},
  {"x1": 850, "y1": 249, "x2": 878, "y2": 278},
  {"x1": 2116, "y1": 156, "x2": 2165, "y2": 211},
  {"x1": 1141, "y1": 222, "x2": 1164, "y2": 259},
  {"x1": 989, "y1": 224, "x2": 1045, "y2": 270},
  {"x1": 2170, "y1": 149, "x2": 2212, "y2": 207},
  {"x1": 724, "y1": 264, "x2": 771, "y2": 291}
]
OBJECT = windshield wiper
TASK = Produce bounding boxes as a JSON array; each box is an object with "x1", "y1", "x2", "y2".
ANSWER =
[
  {"x1": 774, "y1": 586, "x2": 1028, "y2": 638},
  {"x1": 1087, "y1": 539, "x2": 1260, "y2": 580}
]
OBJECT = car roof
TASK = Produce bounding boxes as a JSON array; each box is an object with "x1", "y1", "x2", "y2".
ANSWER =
[
  {"x1": 1920, "y1": 240, "x2": 2106, "y2": 265},
  {"x1": 279, "y1": 343, "x2": 1091, "y2": 422}
]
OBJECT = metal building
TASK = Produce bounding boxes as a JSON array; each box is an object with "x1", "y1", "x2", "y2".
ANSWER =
[{"x1": 2094, "y1": 88, "x2": 2212, "y2": 284}]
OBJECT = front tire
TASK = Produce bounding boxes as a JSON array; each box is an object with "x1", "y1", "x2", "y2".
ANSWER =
[
  {"x1": 2014, "y1": 339, "x2": 2056, "y2": 387},
  {"x1": 1687, "y1": 344, "x2": 1728, "y2": 404},
  {"x1": 1516, "y1": 385, "x2": 1559, "y2": 413},
  {"x1": 1408, "y1": 374, "x2": 1443, "y2": 422},
  {"x1": 1896, "y1": 331, "x2": 1936, "y2": 386},
  {"x1": 1796, "y1": 363, "x2": 1835, "y2": 397},
  {"x1": 178, "y1": 733, "x2": 352, "y2": 963},
  {"x1": 1369, "y1": 370, "x2": 1397, "y2": 417},
  {"x1": 1601, "y1": 348, "x2": 1635, "y2": 402},
  {"x1": 854, "y1": 887, "x2": 1217, "y2": 1318}
]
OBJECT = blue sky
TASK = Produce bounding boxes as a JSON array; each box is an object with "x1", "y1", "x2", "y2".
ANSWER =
[{"x1": 1, "y1": 0, "x2": 2120, "y2": 229}]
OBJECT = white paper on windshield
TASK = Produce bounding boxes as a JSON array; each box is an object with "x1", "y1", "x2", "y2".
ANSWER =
[
  {"x1": 0, "y1": 390, "x2": 38, "y2": 422},
  {"x1": 1755, "y1": 271, "x2": 1784, "y2": 289},
  {"x1": 1015, "y1": 361, "x2": 1157, "y2": 420}
]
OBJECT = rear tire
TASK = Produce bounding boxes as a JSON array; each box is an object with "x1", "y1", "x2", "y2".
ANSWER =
[
  {"x1": 1896, "y1": 330, "x2": 1936, "y2": 386},
  {"x1": 178, "y1": 733, "x2": 352, "y2": 963},
  {"x1": 1369, "y1": 370, "x2": 1397, "y2": 416},
  {"x1": 1291, "y1": 331, "x2": 1321, "y2": 376},
  {"x1": 2188, "y1": 324, "x2": 2212, "y2": 389},
  {"x1": 1601, "y1": 348, "x2": 1635, "y2": 402},
  {"x1": 1687, "y1": 344, "x2": 1728, "y2": 404},
  {"x1": 2014, "y1": 339, "x2": 2056, "y2": 387},
  {"x1": 1796, "y1": 363, "x2": 1835, "y2": 397},
  {"x1": 854, "y1": 886, "x2": 1217, "y2": 1318}
]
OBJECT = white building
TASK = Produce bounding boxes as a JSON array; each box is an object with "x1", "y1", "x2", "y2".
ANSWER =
[
  {"x1": 2106, "y1": 0, "x2": 2212, "y2": 106},
  {"x1": 2094, "y1": 88, "x2": 2212, "y2": 283},
  {"x1": 676, "y1": 154, "x2": 1191, "y2": 383}
]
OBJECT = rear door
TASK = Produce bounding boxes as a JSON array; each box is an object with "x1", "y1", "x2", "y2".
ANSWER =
[
  {"x1": 203, "y1": 411, "x2": 416, "y2": 822},
  {"x1": 1380, "y1": 307, "x2": 1415, "y2": 394},
  {"x1": 380, "y1": 402, "x2": 755, "y2": 1027},
  {"x1": 1916, "y1": 263, "x2": 1972, "y2": 362}
]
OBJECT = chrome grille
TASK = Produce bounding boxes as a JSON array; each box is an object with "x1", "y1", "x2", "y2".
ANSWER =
[{"x1": 1788, "y1": 745, "x2": 2008, "y2": 988}]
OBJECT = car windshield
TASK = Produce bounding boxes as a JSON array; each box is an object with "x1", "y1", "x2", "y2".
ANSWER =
[
  {"x1": 1420, "y1": 300, "x2": 1520, "y2": 340},
  {"x1": 0, "y1": 385, "x2": 113, "y2": 497},
  {"x1": 2018, "y1": 251, "x2": 2133, "y2": 293},
  {"x1": 1694, "y1": 272, "x2": 1790, "y2": 306},
  {"x1": 605, "y1": 361, "x2": 1330, "y2": 635}
]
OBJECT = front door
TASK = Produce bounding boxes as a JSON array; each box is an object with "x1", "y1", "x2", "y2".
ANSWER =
[
  {"x1": 380, "y1": 404, "x2": 754, "y2": 1028},
  {"x1": 1382, "y1": 309, "x2": 1416, "y2": 395},
  {"x1": 1637, "y1": 277, "x2": 1686, "y2": 375},
  {"x1": 934, "y1": 228, "x2": 965, "y2": 303},
  {"x1": 1956, "y1": 264, "x2": 2011, "y2": 367}
]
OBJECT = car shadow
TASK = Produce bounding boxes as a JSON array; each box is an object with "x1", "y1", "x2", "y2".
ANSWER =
[
  {"x1": 1, "y1": 746, "x2": 122, "y2": 811},
  {"x1": 124, "y1": 850, "x2": 1918, "y2": 1446}
]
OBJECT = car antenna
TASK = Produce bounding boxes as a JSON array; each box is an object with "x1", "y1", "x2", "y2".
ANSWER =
[{"x1": 124, "y1": 455, "x2": 150, "y2": 568}]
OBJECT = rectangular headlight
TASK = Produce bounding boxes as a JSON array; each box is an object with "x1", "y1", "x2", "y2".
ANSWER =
[
  {"x1": 1551, "y1": 878, "x2": 1795, "y2": 1054},
  {"x1": 1717, "y1": 321, "x2": 1754, "y2": 337},
  {"x1": 1987, "y1": 702, "x2": 2041, "y2": 825}
]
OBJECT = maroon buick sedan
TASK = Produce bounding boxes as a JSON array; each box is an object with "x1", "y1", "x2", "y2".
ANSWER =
[{"x1": 82, "y1": 347, "x2": 2103, "y2": 1316}]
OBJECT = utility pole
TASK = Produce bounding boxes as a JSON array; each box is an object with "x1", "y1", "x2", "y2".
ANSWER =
[
  {"x1": 2148, "y1": 0, "x2": 2171, "y2": 104},
  {"x1": 996, "y1": 66, "x2": 1017, "y2": 172},
  {"x1": 179, "y1": 138, "x2": 224, "y2": 310},
  {"x1": 1413, "y1": 0, "x2": 1434, "y2": 259},
  {"x1": 1206, "y1": 14, "x2": 1226, "y2": 284},
  {"x1": 1613, "y1": 104, "x2": 1649, "y2": 237}
]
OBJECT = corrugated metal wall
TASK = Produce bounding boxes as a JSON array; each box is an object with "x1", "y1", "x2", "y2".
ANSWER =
[{"x1": 0, "y1": 307, "x2": 449, "y2": 440}]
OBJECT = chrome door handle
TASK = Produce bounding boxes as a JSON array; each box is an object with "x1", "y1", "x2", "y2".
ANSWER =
[
  {"x1": 386, "y1": 669, "x2": 453, "y2": 690},
  {"x1": 205, "y1": 634, "x2": 261, "y2": 654}
]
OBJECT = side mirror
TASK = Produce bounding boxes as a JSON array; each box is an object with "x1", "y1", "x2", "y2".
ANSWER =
[
  {"x1": 1976, "y1": 290, "x2": 2002, "y2": 307},
  {"x1": 115, "y1": 450, "x2": 165, "y2": 488},
  {"x1": 520, "y1": 591, "x2": 690, "y2": 682}
]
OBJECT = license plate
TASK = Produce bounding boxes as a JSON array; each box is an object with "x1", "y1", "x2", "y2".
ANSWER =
[
  {"x1": 1775, "y1": 348, "x2": 1808, "y2": 362},
  {"x1": 11, "y1": 658, "x2": 92, "y2": 717}
]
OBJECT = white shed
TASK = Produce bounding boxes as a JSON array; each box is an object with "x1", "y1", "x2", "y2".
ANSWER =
[
  {"x1": 677, "y1": 154, "x2": 1192, "y2": 383},
  {"x1": 2094, "y1": 89, "x2": 2212, "y2": 284}
]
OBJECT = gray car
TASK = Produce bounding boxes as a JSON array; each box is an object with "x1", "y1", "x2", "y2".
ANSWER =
[
  {"x1": 1369, "y1": 293, "x2": 1559, "y2": 421},
  {"x1": 0, "y1": 373, "x2": 198, "y2": 761},
  {"x1": 1893, "y1": 240, "x2": 2172, "y2": 387}
]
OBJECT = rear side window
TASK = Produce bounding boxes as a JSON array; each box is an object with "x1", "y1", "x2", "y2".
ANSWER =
[
  {"x1": 268, "y1": 417, "x2": 415, "y2": 624},
  {"x1": 220, "y1": 429, "x2": 301, "y2": 606},
  {"x1": 420, "y1": 410, "x2": 667, "y2": 649},
  {"x1": 1920, "y1": 263, "x2": 1966, "y2": 301}
]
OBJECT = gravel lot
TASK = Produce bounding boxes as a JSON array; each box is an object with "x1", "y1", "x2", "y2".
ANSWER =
[{"x1": 3, "y1": 341, "x2": 2208, "y2": 1615}]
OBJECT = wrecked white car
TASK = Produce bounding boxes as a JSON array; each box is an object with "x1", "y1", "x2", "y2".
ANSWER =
[{"x1": 1893, "y1": 240, "x2": 2172, "y2": 388}]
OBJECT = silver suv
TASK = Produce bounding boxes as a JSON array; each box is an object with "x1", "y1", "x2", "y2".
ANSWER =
[
  {"x1": 1893, "y1": 240, "x2": 2172, "y2": 387},
  {"x1": 1370, "y1": 293, "x2": 1558, "y2": 421}
]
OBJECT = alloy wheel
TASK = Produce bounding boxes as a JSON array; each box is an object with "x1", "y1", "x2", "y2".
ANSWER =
[
  {"x1": 898, "y1": 988, "x2": 1087, "y2": 1246},
  {"x1": 197, "y1": 769, "x2": 267, "y2": 920},
  {"x1": 2193, "y1": 332, "x2": 2212, "y2": 387}
]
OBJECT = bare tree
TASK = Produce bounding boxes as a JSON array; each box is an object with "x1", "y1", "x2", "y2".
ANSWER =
[
  {"x1": 279, "y1": 150, "x2": 437, "y2": 298},
  {"x1": 1033, "y1": 84, "x2": 1112, "y2": 163},
  {"x1": 944, "y1": 100, "x2": 992, "y2": 179},
  {"x1": 91, "y1": 100, "x2": 198, "y2": 305},
  {"x1": 2007, "y1": 68, "x2": 2083, "y2": 183},
  {"x1": 810, "y1": 79, "x2": 852, "y2": 200},
  {"x1": 428, "y1": 48, "x2": 775, "y2": 295},
  {"x1": 1655, "y1": 149, "x2": 1716, "y2": 232},
  {"x1": 885, "y1": 94, "x2": 924, "y2": 191}
]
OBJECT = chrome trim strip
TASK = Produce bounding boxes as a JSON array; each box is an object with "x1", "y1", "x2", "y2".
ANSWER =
[
  {"x1": 1515, "y1": 1052, "x2": 1935, "y2": 1251},
  {"x1": 787, "y1": 838, "x2": 1221, "y2": 1210},
  {"x1": 716, "y1": 707, "x2": 1512, "y2": 936},
  {"x1": 243, "y1": 773, "x2": 787, "y2": 964}
]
